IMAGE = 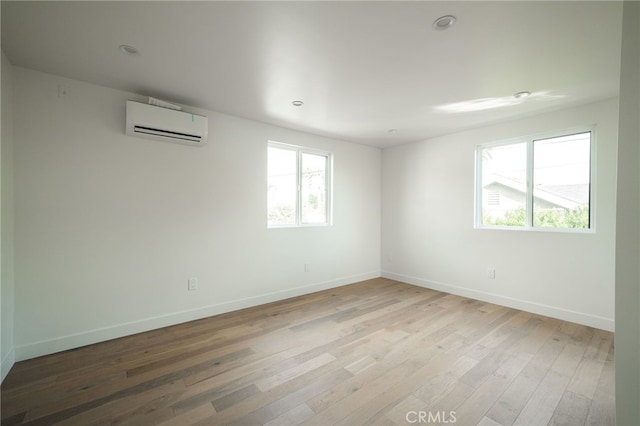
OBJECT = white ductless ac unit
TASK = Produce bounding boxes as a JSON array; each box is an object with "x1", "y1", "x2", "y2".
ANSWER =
[{"x1": 125, "y1": 100, "x2": 208, "y2": 146}]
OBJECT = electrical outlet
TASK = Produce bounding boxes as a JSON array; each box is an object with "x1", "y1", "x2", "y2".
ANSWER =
[
  {"x1": 58, "y1": 84, "x2": 70, "y2": 99},
  {"x1": 304, "y1": 263, "x2": 310, "y2": 272},
  {"x1": 487, "y1": 268, "x2": 496, "y2": 279},
  {"x1": 188, "y1": 278, "x2": 198, "y2": 291}
]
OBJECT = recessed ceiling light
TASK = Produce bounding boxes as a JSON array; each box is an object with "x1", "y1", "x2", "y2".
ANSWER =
[
  {"x1": 119, "y1": 44, "x2": 139, "y2": 56},
  {"x1": 514, "y1": 91, "x2": 531, "y2": 99},
  {"x1": 433, "y1": 15, "x2": 456, "y2": 31},
  {"x1": 292, "y1": 100, "x2": 304, "y2": 107}
]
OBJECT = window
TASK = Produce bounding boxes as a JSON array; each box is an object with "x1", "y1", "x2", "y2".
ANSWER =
[
  {"x1": 267, "y1": 142, "x2": 331, "y2": 227},
  {"x1": 476, "y1": 131, "x2": 592, "y2": 231}
]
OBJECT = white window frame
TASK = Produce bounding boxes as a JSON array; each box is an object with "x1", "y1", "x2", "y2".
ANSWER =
[
  {"x1": 267, "y1": 141, "x2": 333, "y2": 228},
  {"x1": 475, "y1": 128, "x2": 596, "y2": 233}
]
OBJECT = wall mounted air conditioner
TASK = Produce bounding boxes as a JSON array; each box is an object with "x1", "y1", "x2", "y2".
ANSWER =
[{"x1": 125, "y1": 100, "x2": 208, "y2": 146}]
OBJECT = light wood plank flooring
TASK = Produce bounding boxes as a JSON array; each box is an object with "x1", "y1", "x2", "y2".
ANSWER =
[{"x1": 1, "y1": 278, "x2": 615, "y2": 425}]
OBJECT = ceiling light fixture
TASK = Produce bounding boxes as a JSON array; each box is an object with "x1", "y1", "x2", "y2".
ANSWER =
[
  {"x1": 433, "y1": 15, "x2": 456, "y2": 30},
  {"x1": 119, "y1": 44, "x2": 139, "y2": 56},
  {"x1": 514, "y1": 91, "x2": 531, "y2": 99},
  {"x1": 292, "y1": 100, "x2": 304, "y2": 107}
]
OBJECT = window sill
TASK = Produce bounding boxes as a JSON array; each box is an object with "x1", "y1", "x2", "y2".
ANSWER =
[
  {"x1": 474, "y1": 225, "x2": 595, "y2": 234},
  {"x1": 268, "y1": 223, "x2": 332, "y2": 229}
]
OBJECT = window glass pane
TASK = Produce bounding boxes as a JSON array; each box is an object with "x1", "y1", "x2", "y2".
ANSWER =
[
  {"x1": 533, "y1": 132, "x2": 590, "y2": 229},
  {"x1": 267, "y1": 146, "x2": 297, "y2": 226},
  {"x1": 301, "y1": 153, "x2": 327, "y2": 224},
  {"x1": 481, "y1": 143, "x2": 527, "y2": 226}
]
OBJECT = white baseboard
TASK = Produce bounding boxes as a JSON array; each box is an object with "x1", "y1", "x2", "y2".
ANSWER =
[
  {"x1": 1, "y1": 347, "x2": 16, "y2": 383},
  {"x1": 15, "y1": 271, "x2": 381, "y2": 361},
  {"x1": 382, "y1": 271, "x2": 614, "y2": 332}
]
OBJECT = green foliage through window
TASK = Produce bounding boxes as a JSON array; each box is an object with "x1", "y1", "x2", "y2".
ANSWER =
[{"x1": 483, "y1": 206, "x2": 589, "y2": 229}]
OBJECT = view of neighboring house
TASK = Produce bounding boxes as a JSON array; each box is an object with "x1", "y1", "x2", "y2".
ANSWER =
[{"x1": 483, "y1": 175, "x2": 589, "y2": 222}]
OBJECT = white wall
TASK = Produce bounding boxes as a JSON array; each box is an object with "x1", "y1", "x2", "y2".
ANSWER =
[
  {"x1": 615, "y1": 1, "x2": 640, "y2": 424},
  {"x1": 12, "y1": 67, "x2": 381, "y2": 360},
  {"x1": 382, "y1": 98, "x2": 618, "y2": 331},
  {"x1": 1, "y1": 50, "x2": 15, "y2": 382}
]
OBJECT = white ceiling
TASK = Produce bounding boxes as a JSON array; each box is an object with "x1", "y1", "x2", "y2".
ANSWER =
[{"x1": 1, "y1": 1, "x2": 623, "y2": 148}]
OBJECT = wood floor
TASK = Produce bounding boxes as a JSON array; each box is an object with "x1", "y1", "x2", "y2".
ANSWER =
[{"x1": 1, "y1": 278, "x2": 615, "y2": 425}]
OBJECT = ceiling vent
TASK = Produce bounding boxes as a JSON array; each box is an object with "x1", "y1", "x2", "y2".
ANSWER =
[{"x1": 125, "y1": 100, "x2": 208, "y2": 146}]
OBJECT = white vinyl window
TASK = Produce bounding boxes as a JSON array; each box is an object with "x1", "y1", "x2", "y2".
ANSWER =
[
  {"x1": 476, "y1": 130, "x2": 593, "y2": 231},
  {"x1": 267, "y1": 142, "x2": 332, "y2": 227}
]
